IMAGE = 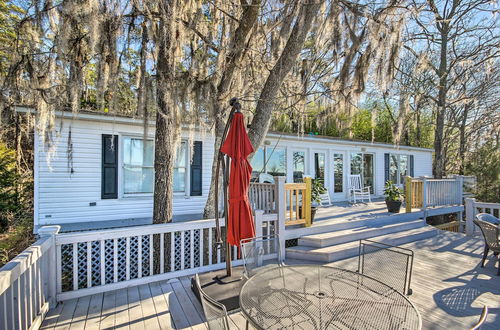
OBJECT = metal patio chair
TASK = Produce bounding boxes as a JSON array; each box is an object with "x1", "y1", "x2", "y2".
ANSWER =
[
  {"x1": 348, "y1": 174, "x2": 371, "y2": 203},
  {"x1": 194, "y1": 273, "x2": 231, "y2": 330},
  {"x1": 357, "y1": 239, "x2": 414, "y2": 295},
  {"x1": 473, "y1": 218, "x2": 500, "y2": 275},
  {"x1": 476, "y1": 213, "x2": 500, "y2": 225},
  {"x1": 471, "y1": 306, "x2": 488, "y2": 330},
  {"x1": 240, "y1": 234, "x2": 284, "y2": 279}
]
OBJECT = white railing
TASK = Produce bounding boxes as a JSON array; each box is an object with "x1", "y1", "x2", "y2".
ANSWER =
[
  {"x1": 425, "y1": 178, "x2": 463, "y2": 207},
  {"x1": 0, "y1": 226, "x2": 59, "y2": 330},
  {"x1": 465, "y1": 198, "x2": 500, "y2": 236},
  {"x1": 249, "y1": 182, "x2": 277, "y2": 214}
]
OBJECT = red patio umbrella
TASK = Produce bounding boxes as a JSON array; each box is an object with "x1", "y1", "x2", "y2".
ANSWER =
[{"x1": 220, "y1": 111, "x2": 256, "y2": 247}]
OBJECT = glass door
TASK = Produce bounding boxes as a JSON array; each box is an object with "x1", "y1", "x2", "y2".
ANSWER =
[{"x1": 350, "y1": 153, "x2": 374, "y2": 194}]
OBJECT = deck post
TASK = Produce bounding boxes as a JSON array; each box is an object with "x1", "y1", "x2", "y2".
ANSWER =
[
  {"x1": 421, "y1": 177, "x2": 428, "y2": 219},
  {"x1": 465, "y1": 198, "x2": 476, "y2": 236},
  {"x1": 304, "y1": 177, "x2": 312, "y2": 227},
  {"x1": 405, "y1": 176, "x2": 413, "y2": 213},
  {"x1": 456, "y1": 175, "x2": 464, "y2": 205},
  {"x1": 254, "y1": 210, "x2": 264, "y2": 238},
  {"x1": 38, "y1": 225, "x2": 61, "y2": 308},
  {"x1": 274, "y1": 176, "x2": 286, "y2": 261}
]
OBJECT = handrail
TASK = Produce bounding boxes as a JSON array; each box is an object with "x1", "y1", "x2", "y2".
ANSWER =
[
  {"x1": 405, "y1": 176, "x2": 463, "y2": 214},
  {"x1": 465, "y1": 198, "x2": 500, "y2": 236}
]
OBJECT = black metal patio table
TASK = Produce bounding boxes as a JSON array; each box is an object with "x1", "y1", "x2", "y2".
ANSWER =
[{"x1": 239, "y1": 265, "x2": 422, "y2": 330}]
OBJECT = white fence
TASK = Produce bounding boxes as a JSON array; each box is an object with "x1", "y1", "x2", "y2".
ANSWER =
[
  {"x1": 0, "y1": 227, "x2": 58, "y2": 330},
  {"x1": 425, "y1": 178, "x2": 463, "y2": 207},
  {"x1": 465, "y1": 198, "x2": 500, "y2": 236}
]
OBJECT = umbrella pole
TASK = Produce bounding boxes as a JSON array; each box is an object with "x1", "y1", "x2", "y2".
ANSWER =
[{"x1": 222, "y1": 154, "x2": 232, "y2": 276}]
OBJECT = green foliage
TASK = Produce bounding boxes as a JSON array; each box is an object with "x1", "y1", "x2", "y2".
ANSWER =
[
  {"x1": 0, "y1": 143, "x2": 18, "y2": 230},
  {"x1": 0, "y1": 0, "x2": 24, "y2": 74},
  {"x1": 384, "y1": 181, "x2": 404, "y2": 202},
  {"x1": 311, "y1": 178, "x2": 327, "y2": 204},
  {"x1": 464, "y1": 140, "x2": 500, "y2": 203}
]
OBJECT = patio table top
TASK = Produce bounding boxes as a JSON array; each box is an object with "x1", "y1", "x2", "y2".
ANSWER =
[{"x1": 239, "y1": 265, "x2": 422, "y2": 330}]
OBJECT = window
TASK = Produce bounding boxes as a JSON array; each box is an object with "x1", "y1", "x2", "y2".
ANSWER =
[
  {"x1": 389, "y1": 154, "x2": 409, "y2": 185},
  {"x1": 351, "y1": 153, "x2": 374, "y2": 193},
  {"x1": 123, "y1": 138, "x2": 154, "y2": 194},
  {"x1": 314, "y1": 152, "x2": 326, "y2": 182},
  {"x1": 250, "y1": 147, "x2": 286, "y2": 180},
  {"x1": 333, "y1": 153, "x2": 343, "y2": 193},
  {"x1": 174, "y1": 142, "x2": 187, "y2": 192},
  {"x1": 123, "y1": 138, "x2": 188, "y2": 194},
  {"x1": 293, "y1": 151, "x2": 305, "y2": 182}
]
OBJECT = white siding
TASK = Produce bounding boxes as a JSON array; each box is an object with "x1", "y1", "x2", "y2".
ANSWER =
[
  {"x1": 34, "y1": 114, "x2": 433, "y2": 229},
  {"x1": 36, "y1": 117, "x2": 214, "y2": 227}
]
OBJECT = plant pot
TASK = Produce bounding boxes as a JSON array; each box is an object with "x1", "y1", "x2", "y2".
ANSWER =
[
  {"x1": 298, "y1": 206, "x2": 318, "y2": 223},
  {"x1": 385, "y1": 200, "x2": 402, "y2": 213}
]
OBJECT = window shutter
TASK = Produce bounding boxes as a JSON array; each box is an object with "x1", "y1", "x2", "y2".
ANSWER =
[
  {"x1": 102, "y1": 135, "x2": 118, "y2": 199},
  {"x1": 384, "y1": 153, "x2": 390, "y2": 184},
  {"x1": 409, "y1": 155, "x2": 415, "y2": 177},
  {"x1": 190, "y1": 141, "x2": 203, "y2": 196}
]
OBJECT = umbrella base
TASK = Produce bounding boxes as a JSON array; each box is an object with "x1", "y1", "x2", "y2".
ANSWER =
[{"x1": 191, "y1": 266, "x2": 245, "y2": 311}]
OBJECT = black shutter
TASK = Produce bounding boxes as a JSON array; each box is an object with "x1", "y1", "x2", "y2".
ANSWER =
[
  {"x1": 102, "y1": 134, "x2": 118, "y2": 199},
  {"x1": 384, "y1": 153, "x2": 390, "y2": 184},
  {"x1": 190, "y1": 141, "x2": 203, "y2": 196},
  {"x1": 409, "y1": 155, "x2": 415, "y2": 177}
]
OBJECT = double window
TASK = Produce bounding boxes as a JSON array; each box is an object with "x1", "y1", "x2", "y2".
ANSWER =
[
  {"x1": 122, "y1": 138, "x2": 188, "y2": 194},
  {"x1": 389, "y1": 154, "x2": 408, "y2": 185}
]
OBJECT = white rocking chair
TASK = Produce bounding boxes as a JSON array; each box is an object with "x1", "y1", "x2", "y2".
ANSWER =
[
  {"x1": 319, "y1": 190, "x2": 332, "y2": 207},
  {"x1": 349, "y1": 174, "x2": 371, "y2": 203}
]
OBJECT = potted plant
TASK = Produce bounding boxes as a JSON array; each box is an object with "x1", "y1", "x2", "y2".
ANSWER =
[
  {"x1": 310, "y1": 179, "x2": 327, "y2": 221},
  {"x1": 384, "y1": 181, "x2": 404, "y2": 213}
]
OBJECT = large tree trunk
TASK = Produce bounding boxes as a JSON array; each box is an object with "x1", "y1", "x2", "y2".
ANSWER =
[
  {"x1": 458, "y1": 103, "x2": 470, "y2": 175},
  {"x1": 203, "y1": 0, "x2": 262, "y2": 219},
  {"x1": 433, "y1": 24, "x2": 449, "y2": 178},
  {"x1": 153, "y1": 0, "x2": 177, "y2": 224},
  {"x1": 247, "y1": 1, "x2": 322, "y2": 150}
]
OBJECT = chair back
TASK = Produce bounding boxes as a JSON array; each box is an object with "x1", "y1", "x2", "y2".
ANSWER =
[
  {"x1": 194, "y1": 274, "x2": 230, "y2": 330},
  {"x1": 259, "y1": 173, "x2": 275, "y2": 184},
  {"x1": 358, "y1": 239, "x2": 414, "y2": 295},
  {"x1": 473, "y1": 219, "x2": 500, "y2": 250},
  {"x1": 471, "y1": 306, "x2": 488, "y2": 330},
  {"x1": 240, "y1": 234, "x2": 282, "y2": 278},
  {"x1": 349, "y1": 174, "x2": 363, "y2": 190},
  {"x1": 476, "y1": 213, "x2": 500, "y2": 225}
]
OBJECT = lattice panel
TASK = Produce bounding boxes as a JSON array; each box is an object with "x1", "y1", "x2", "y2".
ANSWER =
[
  {"x1": 91, "y1": 240, "x2": 101, "y2": 286},
  {"x1": 104, "y1": 239, "x2": 114, "y2": 284},
  {"x1": 193, "y1": 229, "x2": 201, "y2": 267},
  {"x1": 142, "y1": 235, "x2": 150, "y2": 277},
  {"x1": 77, "y1": 242, "x2": 87, "y2": 289},
  {"x1": 184, "y1": 231, "x2": 191, "y2": 269},
  {"x1": 61, "y1": 244, "x2": 73, "y2": 292},
  {"x1": 129, "y1": 236, "x2": 139, "y2": 279},
  {"x1": 117, "y1": 238, "x2": 127, "y2": 282},
  {"x1": 174, "y1": 232, "x2": 182, "y2": 271}
]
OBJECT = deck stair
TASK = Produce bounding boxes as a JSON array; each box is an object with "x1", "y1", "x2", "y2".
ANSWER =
[{"x1": 286, "y1": 216, "x2": 438, "y2": 262}]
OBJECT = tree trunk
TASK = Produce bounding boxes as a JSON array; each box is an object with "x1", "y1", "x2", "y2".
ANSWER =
[
  {"x1": 203, "y1": 0, "x2": 261, "y2": 218},
  {"x1": 153, "y1": 0, "x2": 177, "y2": 224},
  {"x1": 458, "y1": 103, "x2": 470, "y2": 175},
  {"x1": 433, "y1": 25, "x2": 449, "y2": 178},
  {"x1": 247, "y1": 1, "x2": 322, "y2": 151}
]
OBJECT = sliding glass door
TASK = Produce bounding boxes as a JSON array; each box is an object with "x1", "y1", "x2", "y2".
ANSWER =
[{"x1": 350, "y1": 153, "x2": 374, "y2": 193}]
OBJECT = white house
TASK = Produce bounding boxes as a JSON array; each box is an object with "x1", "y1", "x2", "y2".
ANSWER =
[{"x1": 17, "y1": 108, "x2": 433, "y2": 232}]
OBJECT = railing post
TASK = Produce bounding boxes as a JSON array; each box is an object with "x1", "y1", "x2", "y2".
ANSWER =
[
  {"x1": 457, "y1": 175, "x2": 464, "y2": 205},
  {"x1": 405, "y1": 176, "x2": 413, "y2": 213},
  {"x1": 274, "y1": 176, "x2": 286, "y2": 261},
  {"x1": 421, "y1": 177, "x2": 428, "y2": 219},
  {"x1": 254, "y1": 210, "x2": 264, "y2": 238},
  {"x1": 304, "y1": 177, "x2": 312, "y2": 227},
  {"x1": 465, "y1": 198, "x2": 476, "y2": 236},
  {"x1": 38, "y1": 225, "x2": 61, "y2": 307}
]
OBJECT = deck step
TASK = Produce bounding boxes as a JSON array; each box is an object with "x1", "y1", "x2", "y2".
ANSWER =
[
  {"x1": 286, "y1": 226, "x2": 438, "y2": 262},
  {"x1": 298, "y1": 219, "x2": 426, "y2": 248}
]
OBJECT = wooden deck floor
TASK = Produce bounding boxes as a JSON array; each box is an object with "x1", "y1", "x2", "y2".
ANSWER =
[{"x1": 40, "y1": 231, "x2": 499, "y2": 329}]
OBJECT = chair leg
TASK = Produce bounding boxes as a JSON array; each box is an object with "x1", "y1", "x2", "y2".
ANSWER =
[
  {"x1": 246, "y1": 320, "x2": 249, "y2": 330},
  {"x1": 481, "y1": 245, "x2": 489, "y2": 267}
]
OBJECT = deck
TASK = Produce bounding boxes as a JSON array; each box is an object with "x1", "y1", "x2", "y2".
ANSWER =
[{"x1": 40, "y1": 231, "x2": 499, "y2": 329}]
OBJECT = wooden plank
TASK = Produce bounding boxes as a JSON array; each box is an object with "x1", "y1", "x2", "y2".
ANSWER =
[
  {"x1": 113, "y1": 239, "x2": 118, "y2": 283},
  {"x1": 53, "y1": 298, "x2": 78, "y2": 330},
  {"x1": 72, "y1": 243, "x2": 78, "y2": 291},
  {"x1": 158, "y1": 280, "x2": 191, "y2": 329},
  {"x1": 99, "y1": 290, "x2": 116, "y2": 330},
  {"x1": 149, "y1": 282, "x2": 173, "y2": 330},
  {"x1": 113, "y1": 286, "x2": 130, "y2": 330},
  {"x1": 126, "y1": 286, "x2": 145, "y2": 330},
  {"x1": 83, "y1": 292, "x2": 103, "y2": 330},
  {"x1": 137, "y1": 284, "x2": 161, "y2": 329},
  {"x1": 67, "y1": 295, "x2": 91, "y2": 330},
  {"x1": 169, "y1": 278, "x2": 205, "y2": 327},
  {"x1": 138, "y1": 235, "x2": 143, "y2": 278},
  {"x1": 39, "y1": 300, "x2": 63, "y2": 330},
  {"x1": 126, "y1": 237, "x2": 131, "y2": 281},
  {"x1": 86, "y1": 242, "x2": 92, "y2": 288},
  {"x1": 100, "y1": 240, "x2": 106, "y2": 287},
  {"x1": 178, "y1": 277, "x2": 207, "y2": 325},
  {"x1": 160, "y1": 233, "x2": 165, "y2": 274}
]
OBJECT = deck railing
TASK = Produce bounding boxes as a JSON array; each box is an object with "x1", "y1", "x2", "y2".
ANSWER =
[
  {"x1": 405, "y1": 176, "x2": 463, "y2": 213},
  {"x1": 465, "y1": 198, "x2": 500, "y2": 236},
  {"x1": 0, "y1": 226, "x2": 59, "y2": 330},
  {"x1": 249, "y1": 182, "x2": 276, "y2": 213},
  {"x1": 284, "y1": 177, "x2": 312, "y2": 227}
]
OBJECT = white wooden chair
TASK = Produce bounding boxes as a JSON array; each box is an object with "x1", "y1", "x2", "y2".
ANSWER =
[
  {"x1": 319, "y1": 190, "x2": 332, "y2": 207},
  {"x1": 349, "y1": 174, "x2": 371, "y2": 203}
]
